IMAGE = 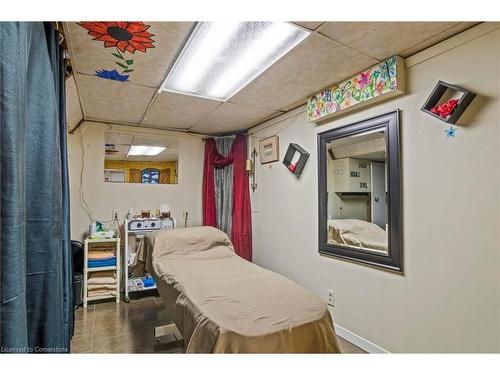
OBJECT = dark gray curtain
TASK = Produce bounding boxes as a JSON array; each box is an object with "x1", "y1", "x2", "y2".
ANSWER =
[
  {"x1": 214, "y1": 136, "x2": 235, "y2": 236},
  {"x1": 0, "y1": 22, "x2": 72, "y2": 353},
  {"x1": 44, "y1": 22, "x2": 73, "y2": 348}
]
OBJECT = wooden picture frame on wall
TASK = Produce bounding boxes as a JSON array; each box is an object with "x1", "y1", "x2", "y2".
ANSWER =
[{"x1": 259, "y1": 135, "x2": 279, "y2": 164}]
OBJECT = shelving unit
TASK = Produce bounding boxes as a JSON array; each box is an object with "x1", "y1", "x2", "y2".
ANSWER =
[
  {"x1": 329, "y1": 157, "x2": 371, "y2": 193},
  {"x1": 83, "y1": 237, "x2": 120, "y2": 308},
  {"x1": 123, "y1": 219, "x2": 176, "y2": 302}
]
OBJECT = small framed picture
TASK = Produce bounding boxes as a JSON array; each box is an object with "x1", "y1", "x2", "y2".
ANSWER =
[{"x1": 259, "y1": 135, "x2": 279, "y2": 164}]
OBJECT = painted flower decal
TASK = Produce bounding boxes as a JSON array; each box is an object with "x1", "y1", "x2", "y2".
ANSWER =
[
  {"x1": 95, "y1": 69, "x2": 130, "y2": 82},
  {"x1": 380, "y1": 57, "x2": 396, "y2": 80},
  {"x1": 323, "y1": 88, "x2": 332, "y2": 102},
  {"x1": 357, "y1": 72, "x2": 370, "y2": 90},
  {"x1": 79, "y1": 22, "x2": 155, "y2": 82},
  {"x1": 375, "y1": 81, "x2": 385, "y2": 95},
  {"x1": 79, "y1": 22, "x2": 155, "y2": 53}
]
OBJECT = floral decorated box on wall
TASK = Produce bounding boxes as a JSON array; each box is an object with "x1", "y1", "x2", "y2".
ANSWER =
[{"x1": 307, "y1": 55, "x2": 406, "y2": 123}]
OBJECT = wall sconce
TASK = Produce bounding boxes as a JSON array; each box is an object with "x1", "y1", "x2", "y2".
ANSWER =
[{"x1": 246, "y1": 148, "x2": 258, "y2": 192}]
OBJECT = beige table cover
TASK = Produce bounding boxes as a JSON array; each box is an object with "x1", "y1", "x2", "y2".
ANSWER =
[{"x1": 146, "y1": 226, "x2": 340, "y2": 353}]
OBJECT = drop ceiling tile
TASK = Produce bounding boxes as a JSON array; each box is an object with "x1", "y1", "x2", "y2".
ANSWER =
[
  {"x1": 75, "y1": 73, "x2": 156, "y2": 124},
  {"x1": 230, "y1": 33, "x2": 377, "y2": 111},
  {"x1": 190, "y1": 102, "x2": 281, "y2": 134},
  {"x1": 280, "y1": 99, "x2": 310, "y2": 113},
  {"x1": 318, "y1": 22, "x2": 463, "y2": 60},
  {"x1": 142, "y1": 91, "x2": 222, "y2": 130},
  {"x1": 104, "y1": 132, "x2": 134, "y2": 145},
  {"x1": 292, "y1": 22, "x2": 324, "y2": 31},
  {"x1": 65, "y1": 74, "x2": 83, "y2": 129},
  {"x1": 399, "y1": 22, "x2": 480, "y2": 57},
  {"x1": 65, "y1": 22, "x2": 193, "y2": 88}
]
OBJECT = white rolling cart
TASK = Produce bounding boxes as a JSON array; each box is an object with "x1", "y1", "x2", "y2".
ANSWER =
[
  {"x1": 123, "y1": 218, "x2": 175, "y2": 302},
  {"x1": 83, "y1": 237, "x2": 120, "y2": 308}
]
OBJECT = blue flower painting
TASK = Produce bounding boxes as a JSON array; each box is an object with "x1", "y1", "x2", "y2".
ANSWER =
[{"x1": 95, "y1": 69, "x2": 129, "y2": 82}]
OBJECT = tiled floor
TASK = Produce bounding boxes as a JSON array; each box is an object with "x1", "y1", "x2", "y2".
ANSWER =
[
  {"x1": 71, "y1": 295, "x2": 184, "y2": 353},
  {"x1": 71, "y1": 295, "x2": 365, "y2": 354}
]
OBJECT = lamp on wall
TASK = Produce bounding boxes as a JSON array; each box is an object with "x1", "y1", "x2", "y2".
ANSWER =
[{"x1": 246, "y1": 148, "x2": 258, "y2": 192}]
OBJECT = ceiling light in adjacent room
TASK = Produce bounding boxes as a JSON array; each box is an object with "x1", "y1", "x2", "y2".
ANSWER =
[
  {"x1": 160, "y1": 22, "x2": 310, "y2": 101},
  {"x1": 127, "y1": 145, "x2": 166, "y2": 156}
]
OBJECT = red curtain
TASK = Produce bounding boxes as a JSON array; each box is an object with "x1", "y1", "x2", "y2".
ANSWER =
[{"x1": 202, "y1": 135, "x2": 252, "y2": 261}]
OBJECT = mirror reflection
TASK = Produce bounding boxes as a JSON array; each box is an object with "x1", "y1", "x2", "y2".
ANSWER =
[
  {"x1": 326, "y1": 128, "x2": 388, "y2": 254},
  {"x1": 103, "y1": 131, "x2": 179, "y2": 184}
]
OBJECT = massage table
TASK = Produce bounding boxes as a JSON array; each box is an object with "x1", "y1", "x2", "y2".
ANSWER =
[
  {"x1": 328, "y1": 219, "x2": 388, "y2": 252},
  {"x1": 145, "y1": 226, "x2": 340, "y2": 353}
]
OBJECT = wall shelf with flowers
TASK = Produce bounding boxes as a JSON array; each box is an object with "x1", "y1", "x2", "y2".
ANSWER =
[
  {"x1": 283, "y1": 143, "x2": 310, "y2": 177},
  {"x1": 421, "y1": 81, "x2": 476, "y2": 125}
]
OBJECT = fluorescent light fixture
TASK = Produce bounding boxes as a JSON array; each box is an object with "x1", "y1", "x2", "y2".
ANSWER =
[
  {"x1": 160, "y1": 22, "x2": 310, "y2": 101},
  {"x1": 127, "y1": 145, "x2": 166, "y2": 156}
]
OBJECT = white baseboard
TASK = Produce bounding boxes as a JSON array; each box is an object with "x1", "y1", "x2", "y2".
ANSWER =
[{"x1": 334, "y1": 324, "x2": 390, "y2": 354}]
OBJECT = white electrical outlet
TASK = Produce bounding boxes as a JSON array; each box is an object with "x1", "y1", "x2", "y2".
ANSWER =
[
  {"x1": 327, "y1": 289, "x2": 335, "y2": 307},
  {"x1": 112, "y1": 208, "x2": 119, "y2": 220}
]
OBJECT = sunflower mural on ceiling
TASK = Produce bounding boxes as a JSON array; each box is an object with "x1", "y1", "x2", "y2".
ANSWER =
[{"x1": 79, "y1": 22, "x2": 155, "y2": 82}]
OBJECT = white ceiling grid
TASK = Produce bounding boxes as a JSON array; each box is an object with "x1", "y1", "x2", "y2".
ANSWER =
[{"x1": 65, "y1": 21, "x2": 480, "y2": 135}]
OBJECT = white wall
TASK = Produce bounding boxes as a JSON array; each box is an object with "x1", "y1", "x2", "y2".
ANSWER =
[
  {"x1": 68, "y1": 121, "x2": 205, "y2": 240},
  {"x1": 248, "y1": 25, "x2": 500, "y2": 352}
]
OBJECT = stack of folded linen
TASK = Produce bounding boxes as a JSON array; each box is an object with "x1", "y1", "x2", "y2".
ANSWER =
[
  {"x1": 87, "y1": 271, "x2": 117, "y2": 297},
  {"x1": 88, "y1": 249, "x2": 116, "y2": 268}
]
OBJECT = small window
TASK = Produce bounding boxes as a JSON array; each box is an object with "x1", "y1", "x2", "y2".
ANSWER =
[{"x1": 141, "y1": 168, "x2": 160, "y2": 184}]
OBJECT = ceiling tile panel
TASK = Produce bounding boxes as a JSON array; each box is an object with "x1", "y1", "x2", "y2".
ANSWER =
[
  {"x1": 292, "y1": 22, "x2": 324, "y2": 31},
  {"x1": 65, "y1": 22, "x2": 193, "y2": 88},
  {"x1": 230, "y1": 33, "x2": 377, "y2": 111},
  {"x1": 75, "y1": 73, "x2": 156, "y2": 124},
  {"x1": 190, "y1": 102, "x2": 281, "y2": 134},
  {"x1": 104, "y1": 133, "x2": 134, "y2": 145},
  {"x1": 398, "y1": 22, "x2": 480, "y2": 57},
  {"x1": 142, "y1": 91, "x2": 222, "y2": 130},
  {"x1": 318, "y1": 22, "x2": 464, "y2": 60}
]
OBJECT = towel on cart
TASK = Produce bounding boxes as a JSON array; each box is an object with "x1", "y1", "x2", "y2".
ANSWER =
[
  {"x1": 88, "y1": 250, "x2": 116, "y2": 260},
  {"x1": 88, "y1": 272, "x2": 116, "y2": 285},
  {"x1": 88, "y1": 283, "x2": 116, "y2": 291},
  {"x1": 88, "y1": 289, "x2": 117, "y2": 297},
  {"x1": 88, "y1": 257, "x2": 116, "y2": 268}
]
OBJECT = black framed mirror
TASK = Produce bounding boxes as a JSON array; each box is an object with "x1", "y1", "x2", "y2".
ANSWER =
[{"x1": 318, "y1": 110, "x2": 402, "y2": 273}]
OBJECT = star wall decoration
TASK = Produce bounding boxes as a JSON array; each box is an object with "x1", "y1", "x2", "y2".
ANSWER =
[{"x1": 445, "y1": 125, "x2": 457, "y2": 138}]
